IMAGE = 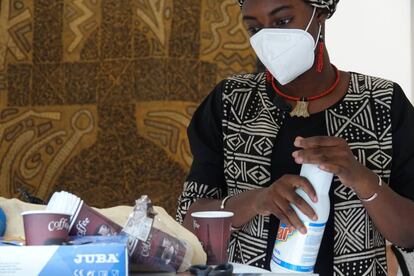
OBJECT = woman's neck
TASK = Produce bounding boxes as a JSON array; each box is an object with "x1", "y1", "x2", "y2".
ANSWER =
[{"x1": 276, "y1": 51, "x2": 336, "y2": 98}]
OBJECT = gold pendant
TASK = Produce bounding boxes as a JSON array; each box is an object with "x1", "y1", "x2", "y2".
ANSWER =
[{"x1": 289, "y1": 99, "x2": 310, "y2": 118}]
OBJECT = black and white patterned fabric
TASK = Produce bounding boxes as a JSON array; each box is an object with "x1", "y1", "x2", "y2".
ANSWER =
[
  {"x1": 176, "y1": 181, "x2": 223, "y2": 224},
  {"x1": 237, "y1": 0, "x2": 339, "y2": 18},
  {"x1": 326, "y1": 74, "x2": 393, "y2": 275},
  {"x1": 177, "y1": 72, "x2": 394, "y2": 275}
]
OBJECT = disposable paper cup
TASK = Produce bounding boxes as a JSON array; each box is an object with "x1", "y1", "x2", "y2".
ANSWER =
[
  {"x1": 191, "y1": 211, "x2": 234, "y2": 265},
  {"x1": 46, "y1": 191, "x2": 122, "y2": 236},
  {"x1": 69, "y1": 202, "x2": 122, "y2": 236},
  {"x1": 22, "y1": 210, "x2": 70, "y2": 245},
  {"x1": 128, "y1": 228, "x2": 189, "y2": 272}
]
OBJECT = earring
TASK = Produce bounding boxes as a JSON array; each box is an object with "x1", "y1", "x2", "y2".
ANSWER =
[
  {"x1": 266, "y1": 69, "x2": 273, "y2": 83},
  {"x1": 316, "y1": 33, "x2": 325, "y2": 73}
]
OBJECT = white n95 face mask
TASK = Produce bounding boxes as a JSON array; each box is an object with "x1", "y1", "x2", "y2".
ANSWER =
[{"x1": 250, "y1": 8, "x2": 321, "y2": 85}]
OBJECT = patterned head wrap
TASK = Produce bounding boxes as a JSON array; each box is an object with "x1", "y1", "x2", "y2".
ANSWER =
[{"x1": 237, "y1": 0, "x2": 339, "y2": 18}]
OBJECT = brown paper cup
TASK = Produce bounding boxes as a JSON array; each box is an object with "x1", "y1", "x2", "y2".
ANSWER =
[
  {"x1": 22, "y1": 211, "x2": 70, "y2": 245},
  {"x1": 128, "y1": 228, "x2": 188, "y2": 272},
  {"x1": 191, "y1": 211, "x2": 234, "y2": 265},
  {"x1": 69, "y1": 202, "x2": 122, "y2": 236}
]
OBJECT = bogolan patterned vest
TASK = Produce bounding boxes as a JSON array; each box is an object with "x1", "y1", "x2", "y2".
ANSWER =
[{"x1": 222, "y1": 72, "x2": 392, "y2": 275}]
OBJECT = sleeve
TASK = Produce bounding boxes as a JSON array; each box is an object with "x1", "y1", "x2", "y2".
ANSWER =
[
  {"x1": 176, "y1": 81, "x2": 227, "y2": 224},
  {"x1": 389, "y1": 83, "x2": 414, "y2": 202},
  {"x1": 391, "y1": 245, "x2": 414, "y2": 275},
  {"x1": 389, "y1": 83, "x2": 414, "y2": 253}
]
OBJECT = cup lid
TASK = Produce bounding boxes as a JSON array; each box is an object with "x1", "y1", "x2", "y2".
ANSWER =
[
  {"x1": 191, "y1": 211, "x2": 234, "y2": 218},
  {"x1": 21, "y1": 210, "x2": 72, "y2": 216}
]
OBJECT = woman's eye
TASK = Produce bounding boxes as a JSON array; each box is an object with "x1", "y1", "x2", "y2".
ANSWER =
[
  {"x1": 248, "y1": 27, "x2": 262, "y2": 35},
  {"x1": 274, "y1": 17, "x2": 293, "y2": 26}
]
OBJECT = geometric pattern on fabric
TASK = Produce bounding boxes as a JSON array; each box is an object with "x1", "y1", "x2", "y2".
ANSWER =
[
  {"x1": 225, "y1": 72, "x2": 287, "y2": 268},
  {"x1": 176, "y1": 181, "x2": 223, "y2": 224},
  {"x1": 327, "y1": 73, "x2": 393, "y2": 276}
]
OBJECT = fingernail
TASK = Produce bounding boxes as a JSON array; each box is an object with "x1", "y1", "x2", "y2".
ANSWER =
[
  {"x1": 312, "y1": 215, "x2": 318, "y2": 221},
  {"x1": 292, "y1": 151, "x2": 298, "y2": 158},
  {"x1": 295, "y1": 137, "x2": 304, "y2": 145},
  {"x1": 300, "y1": 227, "x2": 307, "y2": 234},
  {"x1": 296, "y1": 157, "x2": 303, "y2": 164},
  {"x1": 313, "y1": 196, "x2": 318, "y2": 203},
  {"x1": 319, "y1": 165, "x2": 326, "y2": 170}
]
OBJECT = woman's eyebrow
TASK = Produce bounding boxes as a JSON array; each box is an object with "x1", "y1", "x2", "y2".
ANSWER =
[{"x1": 242, "y1": 5, "x2": 293, "y2": 21}]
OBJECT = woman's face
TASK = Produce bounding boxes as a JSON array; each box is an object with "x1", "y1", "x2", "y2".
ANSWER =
[{"x1": 242, "y1": 0, "x2": 321, "y2": 37}]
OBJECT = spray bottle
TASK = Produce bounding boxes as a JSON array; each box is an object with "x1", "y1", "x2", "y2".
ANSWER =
[{"x1": 270, "y1": 164, "x2": 334, "y2": 273}]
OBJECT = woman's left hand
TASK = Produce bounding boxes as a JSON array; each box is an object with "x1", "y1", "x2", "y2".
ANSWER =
[{"x1": 292, "y1": 136, "x2": 375, "y2": 190}]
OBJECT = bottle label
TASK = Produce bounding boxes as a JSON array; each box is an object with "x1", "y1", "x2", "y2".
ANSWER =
[{"x1": 271, "y1": 222, "x2": 326, "y2": 273}]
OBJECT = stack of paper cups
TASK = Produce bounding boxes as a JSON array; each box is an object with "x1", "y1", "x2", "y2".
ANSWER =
[{"x1": 47, "y1": 191, "x2": 122, "y2": 236}]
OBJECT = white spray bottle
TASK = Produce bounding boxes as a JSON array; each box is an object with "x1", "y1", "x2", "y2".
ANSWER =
[{"x1": 270, "y1": 164, "x2": 334, "y2": 273}]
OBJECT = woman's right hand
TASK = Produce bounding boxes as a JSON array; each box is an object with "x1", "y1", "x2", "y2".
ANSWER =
[{"x1": 253, "y1": 174, "x2": 318, "y2": 234}]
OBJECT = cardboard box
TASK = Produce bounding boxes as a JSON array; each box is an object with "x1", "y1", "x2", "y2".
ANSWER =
[{"x1": 0, "y1": 236, "x2": 128, "y2": 276}]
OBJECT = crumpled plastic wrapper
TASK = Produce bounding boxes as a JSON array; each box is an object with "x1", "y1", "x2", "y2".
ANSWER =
[{"x1": 122, "y1": 195, "x2": 194, "y2": 272}]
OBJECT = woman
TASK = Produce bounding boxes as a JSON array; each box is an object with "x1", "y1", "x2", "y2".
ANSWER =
[{"x1": 176, "y1": 0, "x2": 414, "y2": 275}]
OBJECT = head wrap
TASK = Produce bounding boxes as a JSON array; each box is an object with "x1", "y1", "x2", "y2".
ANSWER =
[{"x1": 237, "y1": 0, "x2": 339, "y2": 18}]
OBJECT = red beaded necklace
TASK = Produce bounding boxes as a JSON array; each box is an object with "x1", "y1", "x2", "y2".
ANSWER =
[{"x1": 268, "y1": 65, "x2": 340, "y2": 117}]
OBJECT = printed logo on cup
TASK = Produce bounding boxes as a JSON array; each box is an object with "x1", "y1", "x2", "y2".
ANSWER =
[
  {"x1": 75, "y1": 217, "x2": 90, "y2": 236},
  {"x1": 140, "y1": 236, "x2": 152, "y2": 257},
  {"x1": 48, "y1": 218, "x2": 70, "y2": 232},
  {"x1": 193, "y1": 220, "x2": 200, "y2": 230}
]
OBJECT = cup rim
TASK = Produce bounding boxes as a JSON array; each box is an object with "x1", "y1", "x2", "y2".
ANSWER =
[
  {"x1": 21, "y1": 210, "x2": 72, "y2": 216},
  {"x1": 191, "y1": 211, "x2": 234, "y2": 218}
]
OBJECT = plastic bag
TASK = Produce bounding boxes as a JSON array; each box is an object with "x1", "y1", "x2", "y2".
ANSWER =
[{"x1": 122, "y1": 196, "x2": 193, "y2": 272}]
